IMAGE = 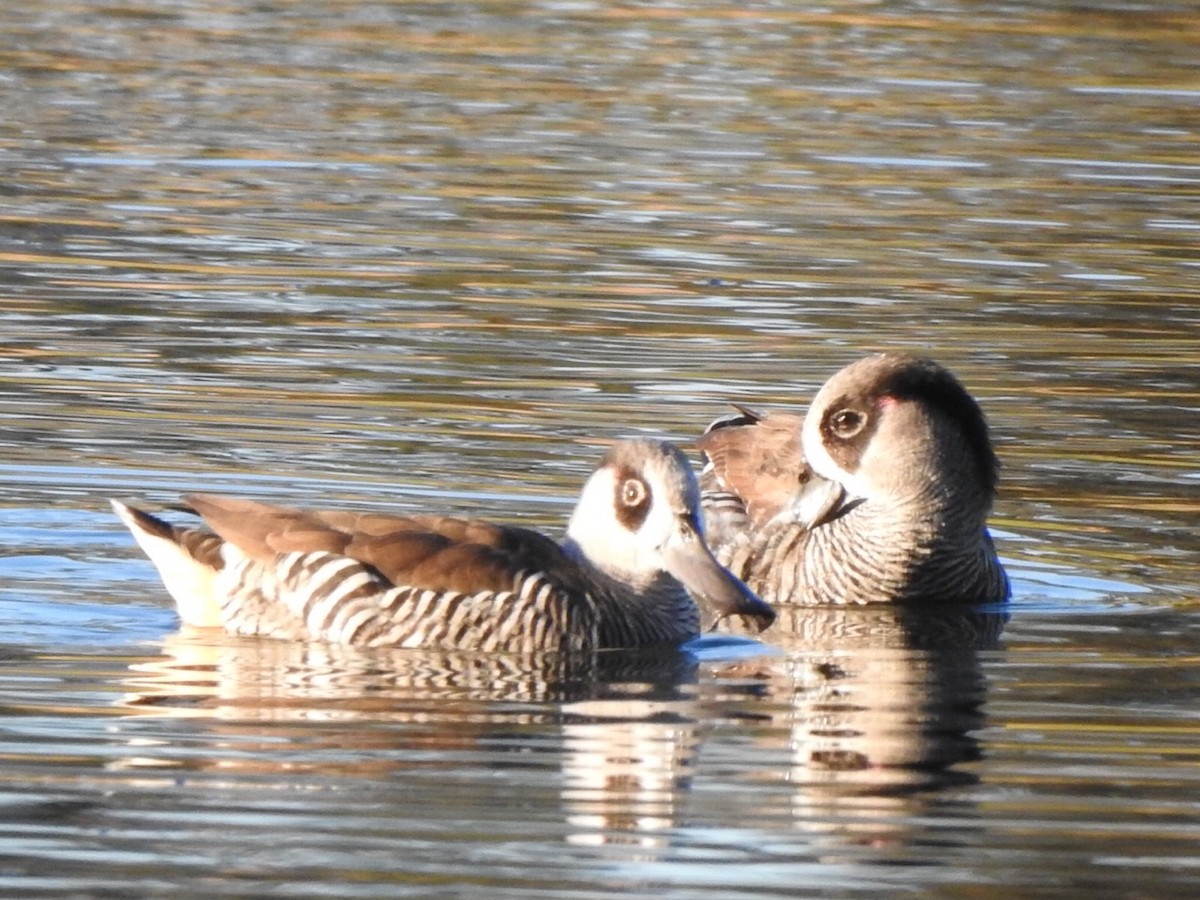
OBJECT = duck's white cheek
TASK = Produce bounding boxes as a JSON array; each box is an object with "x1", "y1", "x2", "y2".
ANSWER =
[
  {"x1": 803, "y1": 418, "x2": 874, "y2": 501},
  {"x1": 803, "y1": 418, "x2": 840, "y2": 481}
]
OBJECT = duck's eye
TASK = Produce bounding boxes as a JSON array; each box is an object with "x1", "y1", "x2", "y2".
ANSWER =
[
  {"x1": 830, "y1": 408, "x2": 866, "y2": 438},
  {"x1": 620, "y1": 478, "x2": 648, "y2": 507}
]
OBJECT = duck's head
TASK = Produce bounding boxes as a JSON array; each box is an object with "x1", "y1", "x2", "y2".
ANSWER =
[
  {"x1": 567, "y1": 439, "x2": 775, "y2": 632},
  {"x1": 794, "y1": 353, "x2": 1000, "y2": 530}
]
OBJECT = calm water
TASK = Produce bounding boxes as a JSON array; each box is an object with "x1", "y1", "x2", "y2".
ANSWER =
[{"x1": 2, "y1": 0, "x2": 1199, "y2": 896}]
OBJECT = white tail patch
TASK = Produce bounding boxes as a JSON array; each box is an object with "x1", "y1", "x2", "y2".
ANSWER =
[{"x1": 110, "y1": 500, "x2": 224, "y2": 629}]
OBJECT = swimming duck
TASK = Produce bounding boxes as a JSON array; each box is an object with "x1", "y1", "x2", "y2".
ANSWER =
[
  {"x1": 112, "y1": 439, "x2": 774, "y2": 652},
  {"x1": 698, "y1": 354, "x2": 1009, "y2": 607}
]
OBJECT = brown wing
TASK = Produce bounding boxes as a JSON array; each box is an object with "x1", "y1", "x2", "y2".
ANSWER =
[
  {"x1": 697, "y1": 411, "x2": 807, "y2": 527},
  {"x1": 184, "y1": 494, "x2": 577, "y2": 597}
]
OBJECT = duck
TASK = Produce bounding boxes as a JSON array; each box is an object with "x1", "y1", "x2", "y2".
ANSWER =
[
  {"x1": 698, "y1": 353, "x2": 1010, "y2": 607},
  {"x1": 112, "y1": 439, "x2": 775, "y2": 653}
]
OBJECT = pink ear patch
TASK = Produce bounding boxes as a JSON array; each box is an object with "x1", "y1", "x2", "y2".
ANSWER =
[{"x1": 878, "y1": 394, "x2": 902, "y2": 411}]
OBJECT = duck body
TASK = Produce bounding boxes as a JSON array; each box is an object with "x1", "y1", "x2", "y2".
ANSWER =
[
  {"x1": 699, "y1": 354, "x2": 1010, "y2": 608},
  {"x1": 114, "y1": 440, "x2": 774, "y2": 653}
]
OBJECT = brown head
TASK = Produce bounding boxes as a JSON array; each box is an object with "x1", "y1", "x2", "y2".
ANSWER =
[{"x1": 798, "y1": 354, "x2": 1000, "y2": 527}]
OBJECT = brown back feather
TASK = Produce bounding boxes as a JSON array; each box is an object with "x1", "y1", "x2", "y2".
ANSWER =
[
  {"x1": 697, "y1": 412, "x2": 807, "y2": 526},
  {"x1": 184, "y1": 494, "x2": 577, "y2": 597}
]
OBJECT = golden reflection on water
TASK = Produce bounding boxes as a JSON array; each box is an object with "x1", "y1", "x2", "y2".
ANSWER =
[
  {"x1": 109, "y1": 628, "x2": 709, "y2": 854},
  {"x1": 700, "y1": 606, "x2": 1000, "y2": 846}
]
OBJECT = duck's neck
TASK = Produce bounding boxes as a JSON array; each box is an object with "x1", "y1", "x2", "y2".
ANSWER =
[
  {"x1": 806, "y1": 492, "x2": 1005, "y2": 604},
  {"x1": 561, "y1": 538, "x2": 700, "y2": 648}
]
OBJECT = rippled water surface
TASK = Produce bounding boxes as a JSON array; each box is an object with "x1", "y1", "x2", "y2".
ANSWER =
[{"x1": 2, "y1": 1, "x2": 1198, "y2": 896}]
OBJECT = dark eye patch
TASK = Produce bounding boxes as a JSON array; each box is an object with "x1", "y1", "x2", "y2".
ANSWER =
[
  {"x1": 820, "y1": 396, "x2": 875, "y2": 470},
  {"x1": 613, "y1": 467, "x2": 652, "y2": 530}
]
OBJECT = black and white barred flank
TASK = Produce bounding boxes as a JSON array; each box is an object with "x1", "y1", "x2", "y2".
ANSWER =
[{"x1": 218, "y1": 550, "x2": 601, "y2": 653}]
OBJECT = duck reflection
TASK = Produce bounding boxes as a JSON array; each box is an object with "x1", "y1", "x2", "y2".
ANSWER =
[
  {"x1": 559, "y1": 656, "x2": 702, "y2": 852},
  {"x1": 115, "y1": 630, "x2": 703, "y2": 855},
  {"x1": 705, "y1": 604, "x2": 1005, "y2": 843},
  {"x1": 112, "y1": 604, "x2": 1000, "y2": 856},
  {"x1": 121, "y1": 627, "x2": 602, "y2": 718}
]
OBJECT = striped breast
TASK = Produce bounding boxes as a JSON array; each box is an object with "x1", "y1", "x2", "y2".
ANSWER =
[{"x1": 726, "y1": 503, "x2": 1009, "y2": 608}]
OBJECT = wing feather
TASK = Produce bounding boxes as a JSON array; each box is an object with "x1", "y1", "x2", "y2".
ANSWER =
[
  {"x1": 185, "y1": 494, "x2": 577, "y2": 596},
  {"x1": 697, "y1": 411, "x2": 807, "y2": 527}
]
